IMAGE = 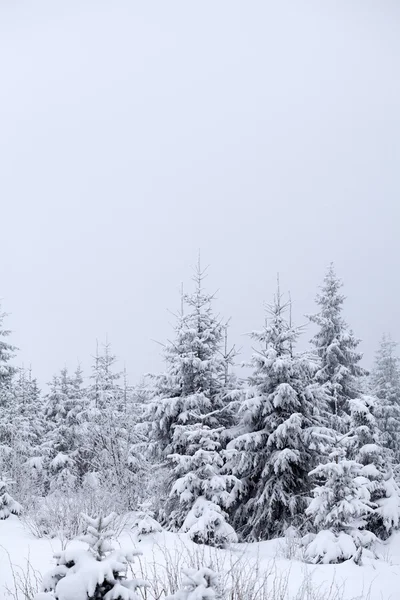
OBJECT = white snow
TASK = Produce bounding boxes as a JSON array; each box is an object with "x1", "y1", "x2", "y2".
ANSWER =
[{"x1": 1, "y1": 516, "x2": 400, "y2": 600}]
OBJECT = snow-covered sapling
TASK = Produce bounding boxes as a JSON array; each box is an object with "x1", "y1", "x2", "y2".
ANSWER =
[
  {"x1": 167, "y1": 566, "x2": 220, "y2": 600},
  {"x1": 132, "y1": 501, "x2": 162, "y2": 540},
  {"x1": 0, "y1": 477, "x2": 22, "y2": 520},
  {"x1": 34, "y1": 512, "x2": 148, "y2": 600},
  {"x1": 304, "y1": 446, "x2": 376, "y2": 564},
  {"x1": 181, "y1": 497, "x2": 237, "y2": 548}
]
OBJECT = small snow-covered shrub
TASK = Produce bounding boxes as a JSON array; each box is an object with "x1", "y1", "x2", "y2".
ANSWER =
[
  {"x1": 181, "y1": 498, "x2": 237, "y2": 548},
  {"x1": 34, "y1": 513, "x2": 148, "y2": 600},
  {"x1": 0, "y1": 477, "x2": 22, "y2": 520},
  {"x1": 132, "y1": 501, "x2": 162, "y2": 540},
  {"x1": 303, "y1": 529, "x2": 378, "y2": 566},
  {"x1": 167, "y1": 567, "x2": 221, "y2": 600}
]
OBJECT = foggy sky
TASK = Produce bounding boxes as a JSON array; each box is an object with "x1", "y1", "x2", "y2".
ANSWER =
[{"x1": 1, "y1": 1, "x2": 399, "y2": 387}]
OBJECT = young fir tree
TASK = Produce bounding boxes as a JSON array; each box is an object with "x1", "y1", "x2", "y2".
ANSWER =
[
  {"x1": 349, "y1": 396, "x2": 400, "y2": 540},
  {"x1": 132, "y1": 501, "x2": 163, "y2": 540},
  {"x1": 371, "y1": 334, "x2": 400, "y2": 466},
  {"x1": 308, "y1": 264, "x2": 365, "y2": 430},
  {"x1": 147, "y1": 262, "x2": 237, "y2": 535},
  {"x1": 305, "y1": 423, "x2": 376, "y2": 565},
  {"x1": 0, "y1": 477, "x2": 22, "y2": 519},
  {"x1": 226, "y1": 287, "x2": 322, "y2": 541},
  {"x1": 36, "y1": 513, "x2": 147, "y2": 600},
  {"x1": 40, "y1": 367, "x2": 87, "y2": 492},
  {"x1": 88, "y1": 341, "x2": 122, "y2": 411},
  {"x1": 167, "y1": 567, "x2": 221, "y2": 600},
  {"x1": 169, "y1": 424, "x2": 238, "y2": 546},
  {"x1": 0, "y1": 305, "x2": 17, "y2": 456},
  {"x1": 1, "y1": 367, "x2": 45, "y2": 492},
  {"x1": 85, "y1": 342, "x2": 148, "y2": 511},
  {"x1": 0, "y1": 303, "x2": 16, "y2": 392}
]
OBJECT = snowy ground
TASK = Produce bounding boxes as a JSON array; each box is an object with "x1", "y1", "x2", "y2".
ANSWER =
[{"x1": 1, "y1": 516, "x2": 400, "y2": 600}]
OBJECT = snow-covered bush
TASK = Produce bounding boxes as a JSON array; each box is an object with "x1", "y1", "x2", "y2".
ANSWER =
[
  {"x1": 0, "y1": 477, "x2": 22, "y2": 519},
  {"x1": 34, "y1": 513, "x2": 148, "y2": 600},
  {"x1": 167, "y1": 566, "x2": 221, "y2": 600},
  {"x1": 132, "y1": 501, "x2": 162, "y2": 540},
  {"x1": 181, "y1": 498, "x2": 237, "y2": 548},
  {"x1": 22, "y1": 478, "x2": 128, "y2": 540}
]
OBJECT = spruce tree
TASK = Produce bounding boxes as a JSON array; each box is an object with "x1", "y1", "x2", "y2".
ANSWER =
[
  {"x1": 147, "y1": 261, "x2": 237, "y2": 537},
  {"x1": 226, "y1": 288, "x2": 322, "y2": 540},
  {"x1": 349, "y1": 396, "x2": 400, "y2": 539},
  {"x1": 148, "y1": 263, "x2": 229, "y2": 455},
  {"x1": 169, "y1": 424, "x2": 238, "y2": 546},
  {"x1": 36, "y1": 513, "x2": 147, "y2": 600},
  {"x1": 41, "y1": 367, "x2": 87, "y2": 492},
  {"x1": 0, "y1": 477, "x2": 22, "y2": 519},
  {"x1": 309, "y1": 264, "x2": 365, "y2": 430},
  {"x1": 0, "y1": 303, "x2": 16, "y2": 392},
  {"x1": 305, "y1": 426, "x2": 375, "y2": 564},
  {"x1": 167, "y1": 567, "x2": 221, "y2": 600},
  {"x1": 371, "y1": 334, "x2": 400, "y2": 465}
]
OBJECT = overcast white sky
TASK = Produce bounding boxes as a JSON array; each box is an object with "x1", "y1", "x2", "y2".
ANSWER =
[{"x1": 1, "y1": 1, "x2": 399, "y2": 386}]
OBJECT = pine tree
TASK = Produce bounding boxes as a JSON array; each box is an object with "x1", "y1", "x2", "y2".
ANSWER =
[
  {"x1": 36, "y1": 512, "x2": 147, "y2": 600},
  {"x1": 371, "y1": 334, "x2": 400, "y2": 465},
  {"x1": 226, "y1": 288, "x2": 322, "y2": 541},
  {"x1": 0, "y1": 477, "x2": 22, "y2": 519},
  {"x1": 309, "y1": 264, "x2": 365, "y2": 430}
]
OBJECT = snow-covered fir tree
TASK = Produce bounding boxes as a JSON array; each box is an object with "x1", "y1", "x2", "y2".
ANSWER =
[
  {"x1": 132, "y1": 501, "x2": 163, "y2": 540},
  {"x1": 309, "y1": 264, "x2": 365, "y2": 430},
  {"x1": 0, "y1": 303, "x2": 16, "y2": 392},
  {"x1": 0, "y1": 305, "x2": 17, "y2": 461},
  {"x1": 305, "y1": 436, "x2": 375, "y2": 564},
  {"x1": 85, "y1": 342, "x2": 149, "y2": 511},
  {"x1": 167, "y1": 567, "x2": 221, "y2": 600},
  {"x1": 0, "y1": 476, "x2": 22, "y2": 519},
  {"x1": 147, "y1": 261, "x2": 237, "y2": 538},
  {"x1": 0, "y1": 367, "x2": 45, "y2": 495},
  {"x1": 349, "y1": 396, "x2": 400, "y2": 539},
  {"x1": 88, "y1": 341, "x2": 122, "y2": 411},
  {"x1": 226, "y1": 287, "x2": 323, "y2": 541},
  {"x1": 40, "y1": 367, "x2": 87, "y2": 492},
  {"x1": 371, "y1": 334, "x2": 400, "y2": 466},
  {"x1": 169, "y1": 424, "x2": 238, "y2": 546},
  {"x1": 36, "y1": 512, "x2": 147, "y2": 600}
]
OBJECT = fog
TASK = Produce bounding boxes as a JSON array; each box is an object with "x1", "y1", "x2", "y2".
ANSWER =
[{"x1": 1, "y1": 1, "x2": 399, "y2": 385}]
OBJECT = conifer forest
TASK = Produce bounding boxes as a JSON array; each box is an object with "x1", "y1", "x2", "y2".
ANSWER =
[{"x1": 1, "y1": 2, "x2": 398, "y2": 599}]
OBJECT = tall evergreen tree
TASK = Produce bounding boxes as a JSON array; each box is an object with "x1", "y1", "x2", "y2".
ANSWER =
[
  {"x1": 147, "y1": 262, "x2": 233, "y2": 453},
  {"x1": 309, "y1": 264, "x2": 365, "y2": 430},
  {"x1": 147, "y1": 261, "x2": 236, "y2": 535},
  {"x1": 226, "y1": 288, "x2": 322, "y2": 541}
]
